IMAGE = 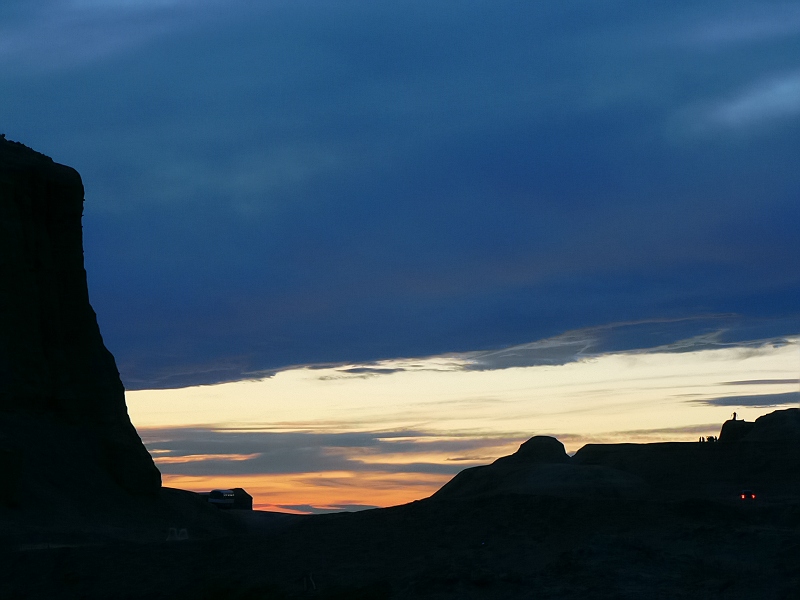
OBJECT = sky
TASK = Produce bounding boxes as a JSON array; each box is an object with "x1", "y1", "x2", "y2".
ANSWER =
[{"x1": 2, "y1": 0, "x2": 799, "y2": 511}]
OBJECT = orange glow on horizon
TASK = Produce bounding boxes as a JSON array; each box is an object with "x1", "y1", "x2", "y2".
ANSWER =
[{"x1": 162, "y1": 471, "x2": 452, "y2": 513}]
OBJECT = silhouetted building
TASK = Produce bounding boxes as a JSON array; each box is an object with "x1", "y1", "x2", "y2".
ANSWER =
[{"x1": 198, "y1": 487, "x2": 253, "y2": 510}]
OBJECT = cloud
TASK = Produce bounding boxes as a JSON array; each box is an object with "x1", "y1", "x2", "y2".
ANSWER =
[
  {"x1": 459, "y1": 318, "x2": 797, "y2": 372},
  {"x1": 614, "y1": 424, "x2": 730, "y2": 436},
  {"x1": 296, "y1": 318, "x2": 795, "y2": 383},
  {"x1": 317, "y1": 367, "x2": 410, "y2": 380},
  {"x1": 0, "y1": 0, "x2": 224, "y2": 71},
  {"x1": 140, "y1": 427, "x2": 521, "y2": 476},
  {"x1": 722, "y1": 379, "x2": 799, "y2": 386},
  {"x1": 692, "y1": 392, "x2": 800, "y2": 408},
  {"x1": 681, "y1": 6, "x2": 800, "y2": 46},
  {"x1": 69, "y1": 0, "x2": 191, "y2": 8},
  {"x1": 153, "y1": 452, "x2": 261, "y2": 464},
  {"x1": 340, "y1": 367, "x2": 406, "y2": 376},
  {"x1": 710, "y1": 72, "x2": 800, "y2": 129}
]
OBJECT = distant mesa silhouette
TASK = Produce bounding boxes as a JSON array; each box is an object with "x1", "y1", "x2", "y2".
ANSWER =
[
  {"x1": 0, "y1": 137, "x2": 160, "y2": 510},
  {"x1": 434, "y1": 434, "x2": 645, "y2": 501},
  {"x1": 435, "y1": 409, "x2": 800, "y2": 503}
]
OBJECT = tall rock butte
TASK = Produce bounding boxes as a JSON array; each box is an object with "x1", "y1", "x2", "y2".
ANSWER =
[{"x1": 0, "y1": 137, "x2": 160, "y2": 502}]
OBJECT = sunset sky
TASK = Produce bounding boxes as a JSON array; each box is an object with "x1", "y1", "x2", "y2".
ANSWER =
[
  {"x1": 2, "y1": 1, "x2": 798, "y2": 512},
  {"x1": 128, "y1": 332, "x2": 799, "y2": 511}
]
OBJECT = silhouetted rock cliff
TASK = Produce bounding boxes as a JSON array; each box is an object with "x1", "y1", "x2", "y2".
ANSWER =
[
  {"x1": 732, "y1": 407, "x2": 800, "y2": 442},
  {"x1": 0, "y1": 138, "x2": 160, "y2": 502},
  {"x1": 718, "y1": 418, "x2": 754, "y2": 442}
]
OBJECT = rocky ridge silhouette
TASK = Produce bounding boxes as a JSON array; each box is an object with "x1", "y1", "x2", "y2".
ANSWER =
[{"x1": 435, "y1": 409, "x2": 800, "y2": 502}]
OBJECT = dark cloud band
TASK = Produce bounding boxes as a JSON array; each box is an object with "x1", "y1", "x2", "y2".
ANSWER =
[{"x1": 692, "y1": 391, "x2": 800, "y2": 408}]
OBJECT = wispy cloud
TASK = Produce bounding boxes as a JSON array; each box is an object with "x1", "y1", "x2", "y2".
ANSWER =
[
  {"x1": 456, "y1": 318, "x2": 793, "y2": 371},
  {"x1": 153, "y1": 452, "x2": 261, "y2": 464},
  {"x1": 708, "y1": 72, "x2": 800, "y2": 129},
  {"x1": 614, "y1": 424, "x2": 728, "y2": 436},
  {"x1": 69, "y1": 0, "x2": 192, "y2": 8},
  {"x1": 141, "y1": 427, "x2": 521, "y2": 476},
  {"x1": 0, "y1": 0, "x2": 222, "y2": 71},
  {"x1": 722, "y1": 379, "x2": 799, "y2": 386},
  {"x1": 682, "y1": 6, "x2": 800, "y2": 46},
  {"x1": 301, "y1": 317, "x2": 766, "y2": 380},
  {"x1": 692, "y1": 391, "x2": 800, "y2": 408}
]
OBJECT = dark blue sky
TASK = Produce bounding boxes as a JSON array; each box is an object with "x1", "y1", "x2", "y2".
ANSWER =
[{"x1": 2, "y1": 0, "x2": 798, "y2": 389}]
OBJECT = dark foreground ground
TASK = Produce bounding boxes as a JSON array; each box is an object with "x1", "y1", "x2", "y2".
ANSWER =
[
  {"x1": 2, "y1": 489, "x2": 799, "y2": 600},
  {"x1": 5, "y1": 412, "x2": 800, "y2": 599}
]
